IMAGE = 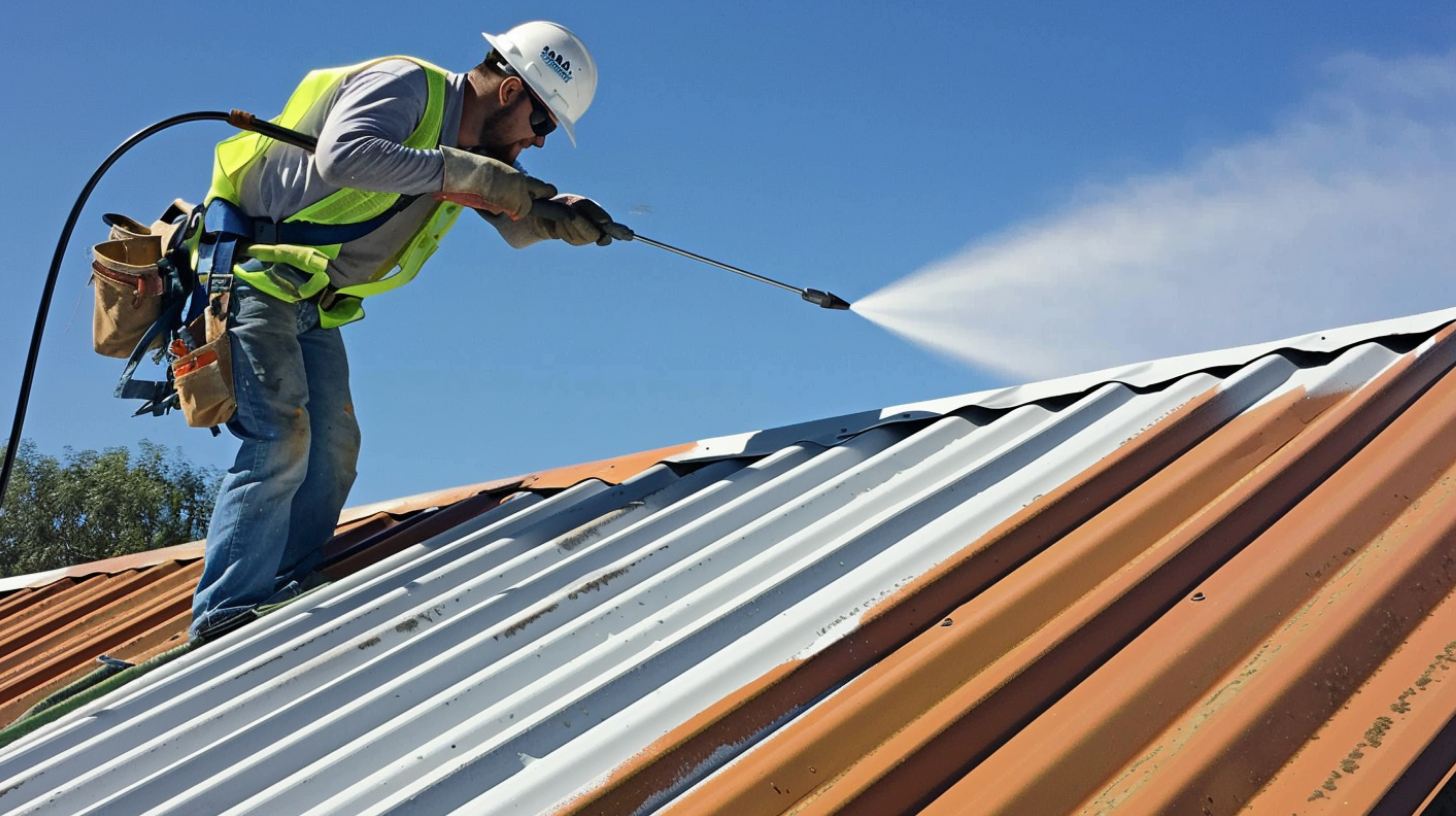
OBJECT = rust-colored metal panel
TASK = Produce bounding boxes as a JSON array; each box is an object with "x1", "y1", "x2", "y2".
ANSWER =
[
  {"x1": 916, "y1": 332, "x2": 1456, "y2": 815},
  {"x1": 0, "y1": 578, "x2": 75, "y2": 617},
  {"x1": 0, "y1": 608, "x2": 194, "y2": 728},
  {"x1": 0, "y1": 565, "x2": 195, "y2": 691},
  {"x1": 1241, "y1": 566, "x2": 1456, "y2": 814},
  {"x1": 1054, "y1": 391, "x2": 1456, "y2": 815},
  {"x1": 0, "y1": 565, "x2": 191, "y2": 671},
  {"x1": 0, "y1": 562, "x2": 199, "y2": 724},
  {"x1": 0, "y1": 578, "x2": 78, "y2": 634},
  {"x1": 0, "y1": 573, "x2": 126, "y2": 674},
  {"x1": 0, "y1": 543, "x2": 205, "y2": 595},
  {"x1": 518, "y1": 442, "x2": 698, "y2": 489},
  {"x1": 334, "y1": 479, "x2": 527, "y2": 525},
  {"x1": 48, "y1": 543, "x2": 204, "y2": 581}
]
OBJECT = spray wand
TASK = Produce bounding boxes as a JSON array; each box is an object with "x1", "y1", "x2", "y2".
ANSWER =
[{"x1": 501, "y1": 198, "x2": 853, "y2": 310}]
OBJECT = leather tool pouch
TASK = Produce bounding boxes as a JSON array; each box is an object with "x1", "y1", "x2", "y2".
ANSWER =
[
  {"x1": 90, "y1": 200, "x2": 194, "y2": 358},
  {"x1": 90, "y1": 236, "x2": 166, "y2": 358},
  {"x1": 172, "y1": 328, "x2": 236, "y2": 428},
  {"x1": 173, "y1": 243, "x2": 237, "y2": 430}
]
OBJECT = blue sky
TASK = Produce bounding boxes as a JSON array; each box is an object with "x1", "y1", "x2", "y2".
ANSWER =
[{"x1": 3, "y1": 2, "x2": 1454, "y2": 505}]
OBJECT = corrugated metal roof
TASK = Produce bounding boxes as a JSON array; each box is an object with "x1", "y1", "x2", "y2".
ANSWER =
[
  {"x1": 1, "y1": 309, "x2": 1455, "y2": 815},
  {"x1": 0, "y1": 446, "x2": 693, "y2": 728}
]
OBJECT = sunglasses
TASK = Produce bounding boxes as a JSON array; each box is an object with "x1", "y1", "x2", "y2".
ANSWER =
[
  {"x1": 522, "y1": 87, "x2": 557, "y2": 138},
  {"x1": 494, "y1": 59, "x2": 558, "y2": 139}
]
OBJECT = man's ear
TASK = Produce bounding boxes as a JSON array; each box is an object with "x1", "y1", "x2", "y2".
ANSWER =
[{"x1": 498, "y1": 76, "x2": 523, "y2": 106}]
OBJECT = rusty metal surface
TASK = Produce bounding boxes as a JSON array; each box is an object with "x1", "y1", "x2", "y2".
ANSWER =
[
  {"x1": 0, "y1": 495, "x2": 509, "y2": 728},
  {"x1": 4, "y1": 315, "x2": 1456, "y2": 815},
  {"x1": 0, "y1": 543, "x2": 206, "y2": 594},
  {"x1": 0, "y1": 564, "x2": 197, "y2": 725}
]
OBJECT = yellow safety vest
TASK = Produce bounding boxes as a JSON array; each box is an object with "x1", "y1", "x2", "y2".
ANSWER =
[{"x1": 205, "y1": 56, "x2": 463, "y2": 327}]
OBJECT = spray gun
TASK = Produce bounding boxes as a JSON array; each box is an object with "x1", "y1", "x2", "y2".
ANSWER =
[{"x1": 527, "y1": 197, "x2": 852, "y2": 311}]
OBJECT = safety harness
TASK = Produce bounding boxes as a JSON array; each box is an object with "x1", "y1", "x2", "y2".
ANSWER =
[{"x1": 113, "y1": 197, "x2": 417, "y2": 423}]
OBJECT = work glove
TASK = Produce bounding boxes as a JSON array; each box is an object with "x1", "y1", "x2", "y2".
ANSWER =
[
  {"x1": 437, "y1": 145, "x2": 557, "y2": 220},
  {"x1": 530, "y1": 195, "x2": 619, "y2": 246}
]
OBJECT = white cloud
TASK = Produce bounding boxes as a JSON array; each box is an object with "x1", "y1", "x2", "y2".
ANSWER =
[{"x1": 854, "y1": 50, "x2": 1456, "y2": 380}]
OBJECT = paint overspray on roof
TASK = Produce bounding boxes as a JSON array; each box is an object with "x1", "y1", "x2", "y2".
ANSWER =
[{"x1": 0, "y1": 307, "x2": 1455, "y2": 814}]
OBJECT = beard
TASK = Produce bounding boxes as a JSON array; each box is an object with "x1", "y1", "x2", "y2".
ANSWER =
[{"x1": 471, "y1": 95, "x2": 528, "y2": 163}]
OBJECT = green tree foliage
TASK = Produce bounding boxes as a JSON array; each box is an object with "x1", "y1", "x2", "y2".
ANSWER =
[{"x1": 0, "y1": 441, "x2": 221, "y2": 578}]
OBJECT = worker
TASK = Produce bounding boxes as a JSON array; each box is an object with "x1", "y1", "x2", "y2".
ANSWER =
[{"x1": 189, "y1": 21, "x2": 611, "y2": 642}]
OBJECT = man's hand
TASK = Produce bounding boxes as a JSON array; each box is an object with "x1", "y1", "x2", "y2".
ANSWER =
[
  {"x1": 532, "y1": 195, "x2": 619, "y2": 246},
  {"x1": 438, "y1": 145, "x2": 557, "y2": 219}
]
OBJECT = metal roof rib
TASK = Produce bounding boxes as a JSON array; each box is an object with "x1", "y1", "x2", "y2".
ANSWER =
[{"x1": 0, "y1": 565, "x2": 197, "y2": 726}]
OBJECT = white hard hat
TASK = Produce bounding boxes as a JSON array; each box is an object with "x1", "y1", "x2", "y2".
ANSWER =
[{"x1": 482, "y1": 22, "x2": 597, "y2": 146}]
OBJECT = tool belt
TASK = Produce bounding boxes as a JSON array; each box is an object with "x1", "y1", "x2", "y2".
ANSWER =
[
  {"x1": 96, "y1": 197, "x2": 412, "y2": 430},
  {"x1": 92, "y1": 200, "x2": 235, "y2": 430}
]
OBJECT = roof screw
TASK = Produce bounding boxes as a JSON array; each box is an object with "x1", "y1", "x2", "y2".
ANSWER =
[
  {"x1": 940, "y1": 617, "x2": 954, "y2": 627},
  {"x1": 1191, "y1": 592, "x2": 1206, "y2": 602}
]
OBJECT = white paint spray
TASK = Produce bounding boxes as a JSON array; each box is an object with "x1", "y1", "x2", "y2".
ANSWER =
[{"x1": 853, "y1": 50, "x2": 1456, "y2": 381}]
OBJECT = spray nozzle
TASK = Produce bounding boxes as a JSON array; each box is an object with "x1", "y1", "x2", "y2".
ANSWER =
[{"x1": 802, "y1": 289, "x2": 852, "y2": 310}]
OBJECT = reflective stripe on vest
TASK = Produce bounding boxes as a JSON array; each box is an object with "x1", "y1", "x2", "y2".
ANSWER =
[{"x1": 205, "y1": 56, "x2": 463, "y2": 327}]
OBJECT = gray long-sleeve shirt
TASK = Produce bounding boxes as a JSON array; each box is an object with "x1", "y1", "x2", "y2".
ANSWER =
[{"x1": 236, "y1": 59, "x2": 538, "y2": 288}]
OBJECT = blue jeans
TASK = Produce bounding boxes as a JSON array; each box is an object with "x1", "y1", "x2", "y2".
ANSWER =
[{"x1": 191, "y1": 280, "x2": 361, "y2": 637}]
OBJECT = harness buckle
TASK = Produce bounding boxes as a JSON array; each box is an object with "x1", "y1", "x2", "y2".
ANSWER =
[{"x1": 254, "y1": 220, "x2": 280, "y2": 245}]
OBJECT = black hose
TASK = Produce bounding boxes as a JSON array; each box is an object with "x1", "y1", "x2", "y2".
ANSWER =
[{"x1": 0, "y1": 111, "x2": 237, "y2": 512}]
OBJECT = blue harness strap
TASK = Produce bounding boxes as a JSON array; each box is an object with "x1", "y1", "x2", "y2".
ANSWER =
[
  {"x1": 197, "y1": 196, "x2": 420, "y2": 281},
  {"x1": 191, "y1": 196, "x2": 420, "y2": 290},
  {"x1": 114, "y1": 268, "x2": 207, "y2": 416}
]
